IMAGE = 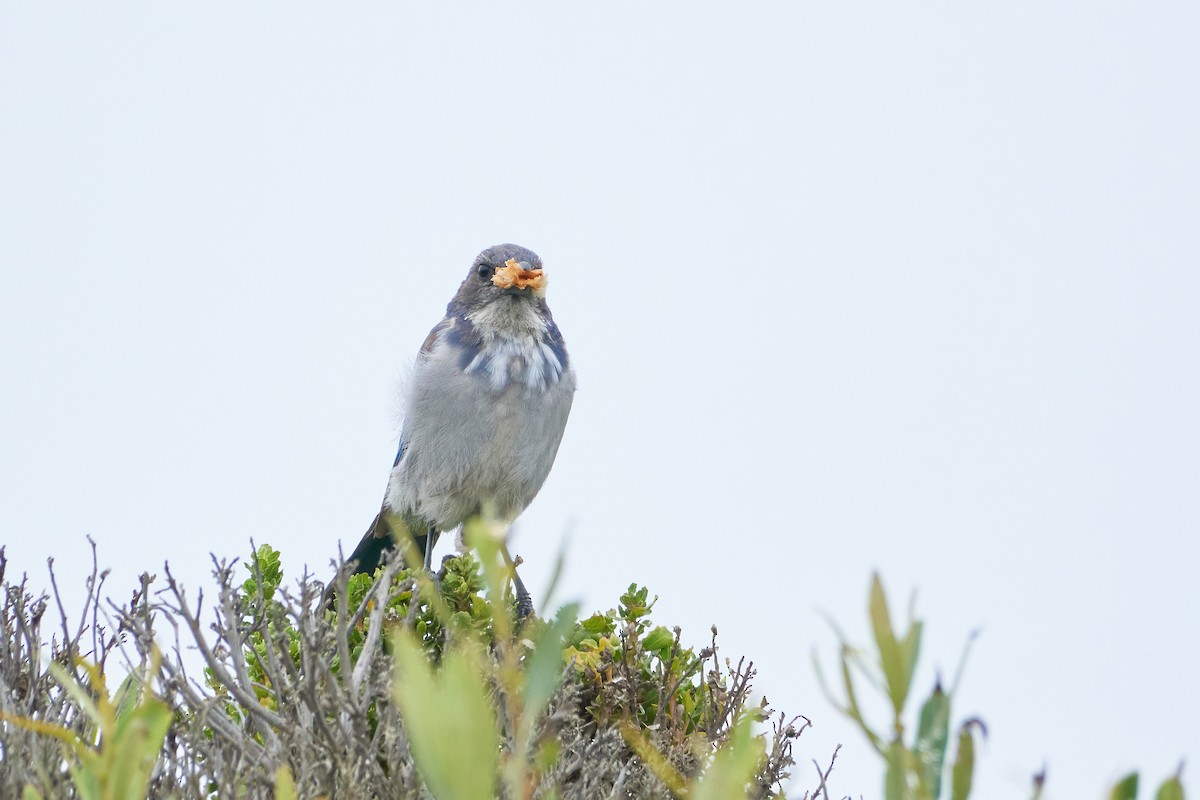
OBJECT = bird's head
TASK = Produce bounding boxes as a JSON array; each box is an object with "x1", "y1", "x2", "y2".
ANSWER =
[{"x1": 449, "y1": 244, "x2": 553, "y2": 333}]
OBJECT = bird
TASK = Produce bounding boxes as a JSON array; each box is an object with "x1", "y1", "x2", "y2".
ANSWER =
[{"x1": 333, "y1": 243, "x2": 575, "y2": 597}]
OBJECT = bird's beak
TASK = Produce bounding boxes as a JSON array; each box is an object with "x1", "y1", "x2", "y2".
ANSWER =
[{"x1": 492, "y1": 258, "x2": 547, "y2": 297}]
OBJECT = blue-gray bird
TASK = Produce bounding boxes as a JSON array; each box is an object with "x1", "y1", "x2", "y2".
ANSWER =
[{"x1": 341, "y1": 243, "x2": 575, "y2": 581}]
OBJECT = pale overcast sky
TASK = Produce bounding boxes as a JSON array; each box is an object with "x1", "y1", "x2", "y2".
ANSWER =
[{"x1": 2, "y1": 3, "x2": 1197, "y2": 796}]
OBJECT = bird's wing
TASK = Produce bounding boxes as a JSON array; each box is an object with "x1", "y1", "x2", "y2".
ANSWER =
[
  {"x1": 392, "y1": 316, "x2": 458, "y2": 468},
  {"x1": 418, "y1": 315, "x2": 455, "y2": 359},
  {"x1": 351, "y1": 509, "x2": 394, "y2": 565}
]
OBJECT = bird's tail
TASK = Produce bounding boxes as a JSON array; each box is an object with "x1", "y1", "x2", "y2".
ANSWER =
[
  {"x1": 323, "y1": 510, "x2": 434, "y2": 608},
  {"x1": 344, "y1": 513, "x2": 402, "y2": 576}
]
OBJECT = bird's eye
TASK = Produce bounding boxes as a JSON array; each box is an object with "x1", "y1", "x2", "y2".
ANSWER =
[{"x1": 477, "y1": 263, "x2": 494, "y2": 281}]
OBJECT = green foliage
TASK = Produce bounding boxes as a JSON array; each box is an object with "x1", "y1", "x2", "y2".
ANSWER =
[
  {"x1": 617, "y1": 709, "x2": 769, "y2": 800},
  {"x1": 207, "y1": 527, "x2": 793, "y2": 799},
  {"x1": 1156, "y1": 769, "x2": 1187, "y2": 800},
  {"x1": 394, "y1": 631, "x2": 499, "y2": 800},
  {"x1": 2, "y1": 540, "x2": 1189, "y2": 799},
  {"x1": 221, "y1": 541, "x2": 492, "y2": 708},
  {"x1": 370, "y1": 515, "x2": 787, "y2": 799},
  {"x1": 815, "y1": 574, "x2": 1193, "y2": 800},
  {"x1": 273, "y1": 765, "x2": 298, "y2": 800},
  {"x1": 815, "y1": 572, "x2": 983, "y2": 800},
  {"x1": 566, "y1": 583, "x2": 712, "y2": 740},
  {"x1": 1108, "y1": 766, "x2": 1187, "y2": 800},
  {"x1": 1113, "y1": 773, "x2": 1142, "y2": 800},
  {"x1": 0, "y1": 652, "x2": 172, "y2": 800}
]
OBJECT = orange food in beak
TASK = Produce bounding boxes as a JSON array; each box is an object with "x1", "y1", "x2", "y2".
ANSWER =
[{"x1": 492, "y1": 258, "x2": 547, "y2": 295}]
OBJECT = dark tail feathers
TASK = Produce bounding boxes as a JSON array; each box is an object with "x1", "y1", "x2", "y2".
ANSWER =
[{"x1": 324, "y1": 512, "x2": 434, "y2": 608}]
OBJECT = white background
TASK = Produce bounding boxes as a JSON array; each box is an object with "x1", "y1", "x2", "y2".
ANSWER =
[{"x1": 2, "y1": 4, "x2": 1197, "y2": 796}]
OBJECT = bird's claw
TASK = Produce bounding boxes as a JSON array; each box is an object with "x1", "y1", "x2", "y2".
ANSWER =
[{"x1": 513, "y1": 566, "x2": 534, "y2": 623}]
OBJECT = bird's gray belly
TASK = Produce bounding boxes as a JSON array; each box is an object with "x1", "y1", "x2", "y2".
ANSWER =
[{"x1": 387, "y1": 362, "x2": 574, "y2": 532}]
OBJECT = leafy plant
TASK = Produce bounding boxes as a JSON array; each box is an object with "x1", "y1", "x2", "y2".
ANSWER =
[
  {"x1": 815, "y1": 572, "x2": 983, "y2": 800},
  {"x1": 388, "y1": 514, "x2": 805, "y2": 800},
  {"x1": 2, "y1": 541, "x2": 1187, "y2": 799},
  {"x1": 1106, "y1": 766, "x2": 1186, "y2": 800},
  {"x1": 0, "y1": 652, "x2": 171, "y2": 800}
]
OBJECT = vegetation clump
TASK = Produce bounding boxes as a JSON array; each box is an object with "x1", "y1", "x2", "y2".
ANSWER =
[
  {"x1": 0, "y1": 532, "x2": 811, "y2": 800},
  {"x1": 0, "y1": 535, "x2": 1187, "y2": 800}
]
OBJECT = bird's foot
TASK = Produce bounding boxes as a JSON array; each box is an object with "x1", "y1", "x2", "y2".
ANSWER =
[{"x1": 512, "y1": 557, "x2": 534, "y2": 623}]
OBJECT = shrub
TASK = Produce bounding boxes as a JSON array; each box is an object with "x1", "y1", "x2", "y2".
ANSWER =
[{"x1": 0, "y1": 531, "x2": 813, "y2": 800}]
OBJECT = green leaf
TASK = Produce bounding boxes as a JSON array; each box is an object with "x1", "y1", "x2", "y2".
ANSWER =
[
  {"x1": 1155, "y1": 770, "x2": 1185, "y2": 800},
  {"x1": 274, "y1": 766, "x2": 298, "y2": 800},
  {"x1": 394, "y1": 630, "x2": 498, "y2": 800},
  {"x1": 812, "y1": 614, "x2": 884, "y2": 754},
  {"x1": 828, "y1": 640, "x2": 883, "y2": 752},
  {"x1": 884, "y1": 738, "x2": 908, "y2": 800},
  {"x1": 68, "y1": 766, "x2": 102, "y2": 800},
  {"x1": 642, "y1": 625, "x2": 675, "y2": 656},
  {"x1": 915, "y1": 682, "x2": 950, "y2": 799},
  {"x1": 0, "y1": 711, "x2": 89, "y2": 759},
  {"x1": 900, "y1": 619, "x2": 923, "y2": 708},
  {"x1": 618, "y1": 721, "x2": 687, "y2": 797},
  {"x1": 1156, "y1": 777, "x2": 1185, "y2": 800},
  {"x1": 245, "y1": 543, "x2": 284, "y2": 601},
  {"x1": 1110, "y1": 773, "x2": 1139, "y2": 800},
  {"x1": 110, "y1": 670, "x2": 144, "y2": 723},
  {"x1": 619, "y1": 584, "x2": 653, "y2": 622},
  {"x1": 107, "y1": 699, "x2": 173, "y2": 800},
  {"x1": 869, "y1": 573, "x2": 910, "y2": 716},
  {"x1": 691, "y1": 713, "x2": 764, "y2": 800},
  {"x1": 47, "y1": 662, "x2": 104, "y2": 731},
  {"x1": 950, "y1": 719, "x2": 985, "y2": 800},
  {"x1": 1156, "y1": 767, "x2": 1185, "y2": 800},
  {"x1": 521, "y1": 603, "x2": 579, "y2": 732},
  {"x1": 580, "y1": 613, "x2": 614, "y2": 635}
]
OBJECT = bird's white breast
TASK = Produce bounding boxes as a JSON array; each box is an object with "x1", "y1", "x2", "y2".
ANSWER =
[
  {"x1": 462, "y1": 335, "x2": 565, "y2": 392},
  {"x1": 464, "y1": 302, "x2": 566, "y2": 393}
]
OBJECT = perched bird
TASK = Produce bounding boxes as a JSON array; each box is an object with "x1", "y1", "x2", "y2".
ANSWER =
[{"x1": 337, "y1": 243, "x2": 575, "y2": 589}]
